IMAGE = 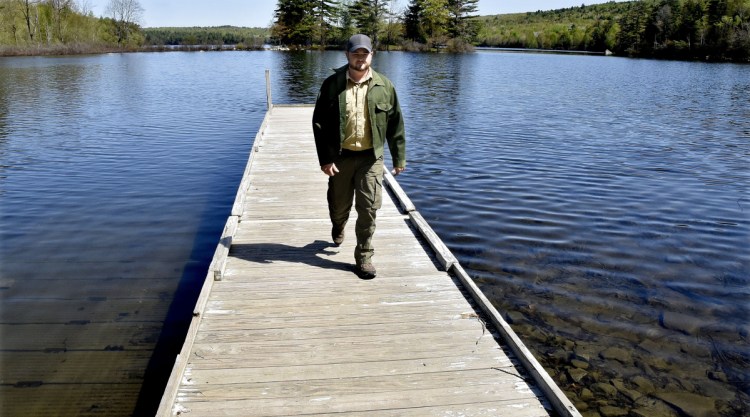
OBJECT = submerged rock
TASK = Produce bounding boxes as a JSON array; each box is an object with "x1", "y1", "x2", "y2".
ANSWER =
[
  {"x1": 697, "y1": 378, "x2": 737, "y2": 402},
  {"x1": 599, "y1": 347, "x2": 632, "y2": 364},
  {"x1": 654, "y1": 392, "x2": 718, "y2": 417},
  {"x1": 660, "y1": 311, "x2": 703, "y2": 335},
  {"x1": 630, "y1": 375, "x2": 656, "y2": 394},
  {"x1": 571, "y1": 358, "x2": 590, "y2": 369},
  {"x1": 646, "y1": 356, "x2": 671, "y2": 371},
  {"x1": 633, "y1": 396, "x2": 681, "y2": 417},
  {"x1": 505, "y1": 310, "x2": 525, "y2": 324},
  {"x1": 707, "y1": 370, "x2": 728, "y2": 383},
  {"x1": 567, "y1": 367, "x2": 588, "y2": 383},
  {"x1": 637, "y1": 338, "x2": 664, "y2": 354},
  {"x1": 591, "y1": 382, "x2": 618, "y2": 398},
  {"x1": 679, "y1": 340, "x2": 712, "y2": 358},
  {"x1": 599, "y1": 405, "x2": 628, "y2": 416},
  {"x1": 612, "y1": 378, "x2": 643, "y2": 402}
]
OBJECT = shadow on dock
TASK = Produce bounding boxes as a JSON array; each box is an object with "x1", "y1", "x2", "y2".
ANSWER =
[{"x1": 231, "y1": 241, "x2": 353, "y2": 272}]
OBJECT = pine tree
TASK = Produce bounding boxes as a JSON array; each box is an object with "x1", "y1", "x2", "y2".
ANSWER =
[
  {"x1": 447, "y1": 0, "x2": 479, "y2": 41},
  {"x1": 273, "y1": 0, "x2": 316, "y2": 46},
  {"x1": 616, "y1": 1, "x2": 649, "y2": 54},
  {"x1": 313, "y1": 0, "x2": 338, "y2": 48},
  {"x1": 404, "y1": 0, "x2": 423, "y2": 42},
  {"x1": 337, "y1": 0, "x2": 356, "y2": 41},
  {"x1": 349, "y1": 0, "x2": 387, "y2": 47},
  {"x1": 705, "y1": 0, "x2": 730, "y2": 48},
  {"x1": 676, "y1": 0, "x2": 705, "y2": 48}
]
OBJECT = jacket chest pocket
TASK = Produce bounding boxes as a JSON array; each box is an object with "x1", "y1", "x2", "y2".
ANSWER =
[{"x1": 374, "y1": 102, "x2": 392, "y2": 127}]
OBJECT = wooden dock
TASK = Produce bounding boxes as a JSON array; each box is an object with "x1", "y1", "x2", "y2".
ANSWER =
[{"x1": 157, "y1": 94, "x2": 581, "y2": 416}]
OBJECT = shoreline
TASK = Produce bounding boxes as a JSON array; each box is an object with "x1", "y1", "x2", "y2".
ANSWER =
[
  {"x1": 3, "y1": 44, "x2": 748, "y2": 64},
  {"x1": 0, "y1": 44, "x2": 268, "y2": 57}
]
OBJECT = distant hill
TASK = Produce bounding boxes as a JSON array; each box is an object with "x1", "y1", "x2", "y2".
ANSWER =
[
  {"x1": 143, "y1": 26, "x2": 270, "y2": 48},
  {"x1": 475, "y1": 0, "x2": 749, "y2": 61},
  {"x1": 476, "y1": 1, "x2": 632, "y2": 52}
]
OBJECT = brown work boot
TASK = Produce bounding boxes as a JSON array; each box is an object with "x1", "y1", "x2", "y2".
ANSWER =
[
  {"x1": 332, "y1": 226, "x2": 345, "y2": 246},
  {"x1": 356, "y1": 262, "x2": 376, "y2": 279}
]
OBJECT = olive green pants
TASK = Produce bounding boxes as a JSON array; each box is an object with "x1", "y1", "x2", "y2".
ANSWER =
[{"x1": 327, "y1": 150, "x2": 383, "y2": 265}]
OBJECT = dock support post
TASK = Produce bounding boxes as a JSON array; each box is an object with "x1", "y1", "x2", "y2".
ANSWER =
[{"x1": 266, "y1": 69, "x2": 272, "y2": 110}]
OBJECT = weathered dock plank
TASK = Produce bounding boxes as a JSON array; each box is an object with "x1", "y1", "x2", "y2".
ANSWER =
[{"x1": 158, "y1": 102, "x2": 580, "y2": 417}]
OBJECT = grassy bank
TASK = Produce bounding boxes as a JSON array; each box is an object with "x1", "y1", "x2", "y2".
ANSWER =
[
  {"x1": 0, "y1": 43, "x2": 271, "y2": 57},
  {"x1": 1, "y1": 43, "x2": 138, "y2": 57}
]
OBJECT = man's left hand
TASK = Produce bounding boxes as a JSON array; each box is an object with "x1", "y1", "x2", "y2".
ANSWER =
[{"x1": 391, "y1": 167, "x2": 406, "y2": 176}]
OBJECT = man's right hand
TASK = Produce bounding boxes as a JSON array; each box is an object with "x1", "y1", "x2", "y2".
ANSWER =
[{"x1": 321, "y1": 163, "x2": 339, "y2": 177}]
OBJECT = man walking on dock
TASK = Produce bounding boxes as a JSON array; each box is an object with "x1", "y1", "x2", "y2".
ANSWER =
[{"x1": 312, "y1": 34, "x2": 406, "y2": 279}]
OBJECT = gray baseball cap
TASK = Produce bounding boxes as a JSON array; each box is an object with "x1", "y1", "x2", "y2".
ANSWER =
[{"x1": 347, "y1": 34, "x2": 372, "y2": 52}]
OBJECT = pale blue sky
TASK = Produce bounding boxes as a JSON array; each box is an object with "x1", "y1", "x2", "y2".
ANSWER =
[{"x1": 87, "y1": 0, "x2": 617, "y2": 28}]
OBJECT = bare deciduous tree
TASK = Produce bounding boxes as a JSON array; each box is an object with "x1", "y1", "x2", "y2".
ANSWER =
[
  {"x1": 77, "y1": 0, "x2": 93, "y2": 16},
  {"x1": 49, "y1": 0, "x2": 73, "y2": 42},
  {"x1": 105, "y1": 0, "x2": 143, "y2": 43},
  {"x1": 16, "y1": 0, "x2": 38, "y2": 42}
]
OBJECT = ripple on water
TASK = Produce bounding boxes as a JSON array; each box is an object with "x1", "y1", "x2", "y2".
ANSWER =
[
  {"x1": 2, "y1": 51, "x2": 749, "y2": 416},
  {"x1": 391, "y1": 52, "x2": 750, "y2": 414}
]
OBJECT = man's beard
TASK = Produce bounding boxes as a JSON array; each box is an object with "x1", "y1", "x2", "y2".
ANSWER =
[{"x1": 349, "y1": 62, "x2": 370, "y2": 72}]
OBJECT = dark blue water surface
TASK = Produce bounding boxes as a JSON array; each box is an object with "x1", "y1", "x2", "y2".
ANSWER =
[{"x1": 1, "y1": 51, "x2": 748, "y2": 416}]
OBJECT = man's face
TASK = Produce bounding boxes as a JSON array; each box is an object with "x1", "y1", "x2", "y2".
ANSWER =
[{"x1": 346, "y1": 48, "x2": 372, "y2": 72}]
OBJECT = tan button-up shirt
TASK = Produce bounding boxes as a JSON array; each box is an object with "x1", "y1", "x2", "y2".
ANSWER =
[{"x1": 342, "y1": 70, "x2": 373, "y2": 151}]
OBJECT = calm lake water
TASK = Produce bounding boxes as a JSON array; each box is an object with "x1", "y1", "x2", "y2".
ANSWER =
[{"x1": 1, "y1": 51, "x2": 748, "y2": 416}]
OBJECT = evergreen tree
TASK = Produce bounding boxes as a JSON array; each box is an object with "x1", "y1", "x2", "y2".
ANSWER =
[
  {"x1": 585, "y1": 18, "x2": 616, "y2": 51},
  {"x1": 675, "y1": 0, "x2": 705, "y2": 48},
  {"x1": 349, "y1": 0, "x2": 387, "y2": 47},
  {"x1": 447, "y1": 0, "x2": 479, "y2": 41},
  {"x1": 705, "y1": 0, "x2": 730, "y2": 48},
  {"x1": 644, "y1": 0, "x2": 679, "y2": 51},
  {"x1": 336, "y1": 0, "x2": 355, "y2": 42},
  {"x1": 726, "y1": 0, "x2": 750, "y2": 59},
  {"x1": 273, "y1": 0, "x2": 316, "y2": 46},
  {"x1": 312, "y1": 0, "x2": 338, "y2": 47},
  {"x1": 404, "y1": 0, "x2": 423, "y2": 41},
  {"x1": 616, "y1": 1, "x2": 650, "y2": 54}
]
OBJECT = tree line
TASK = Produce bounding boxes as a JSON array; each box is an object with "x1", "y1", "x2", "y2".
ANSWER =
[
  {"x1": 477, "y1": 0, "x2": 749, "y2": 61},
  {"x1": 142, "y1": 27, "x2": 268, "y2": 49},
  {"x1": 273, "y1": 0, "x2": 748, "y2": 59},
  {"x1": 0, "y1": 0, "x2": 146, "y2": 54},
  {"x1": 1, "y1": 0, "x2": 747, "y2": 61},
  {"x1": 615, "y1": 0, "x2": 749, "y2": 60}
]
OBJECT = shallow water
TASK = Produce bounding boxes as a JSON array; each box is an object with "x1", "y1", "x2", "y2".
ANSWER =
[
  {"x1": 1, "y1": 51, "x2": 748, "y2": 416},
  {"x1": 382, "y1": 52, "x2": 750, "y2": 416}
]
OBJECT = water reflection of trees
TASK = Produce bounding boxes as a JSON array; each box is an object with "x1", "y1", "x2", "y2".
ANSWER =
[
  {"x1": 0, "y1": 70, "x2": 9, "y2": 141},
  {"x1": 0, "y1": 61, "x2": 92, "y2": 161},
  {"x1": 274, "y1": 51, "x2": 343, "y2": 104}
]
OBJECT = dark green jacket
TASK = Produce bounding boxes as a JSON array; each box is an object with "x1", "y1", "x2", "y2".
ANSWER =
[{"x1": 312, "y1": 64, "x2": 406, "y2": 168}]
